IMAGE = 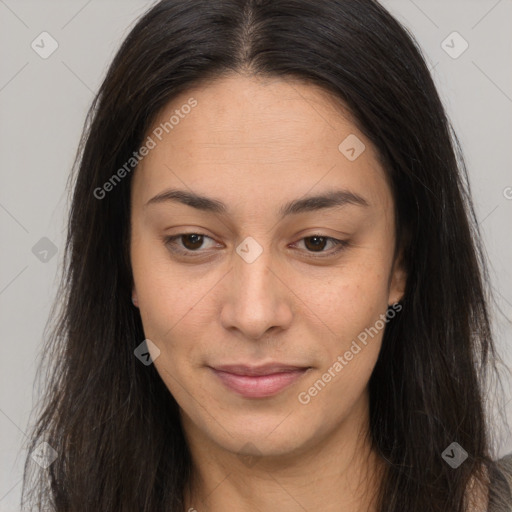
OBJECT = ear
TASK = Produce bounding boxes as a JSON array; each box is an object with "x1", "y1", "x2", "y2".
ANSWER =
[
  {"x1": 132, "y1": 287, "x2": 139, "y2": 307},
  {"x1": 388, "y1": 248, "x2": 406, "y2": 306}
]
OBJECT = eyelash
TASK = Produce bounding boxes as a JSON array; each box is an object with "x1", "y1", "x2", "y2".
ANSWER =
[{"x1": 163, "y1": 233, "x2": 349, "y2": 259}]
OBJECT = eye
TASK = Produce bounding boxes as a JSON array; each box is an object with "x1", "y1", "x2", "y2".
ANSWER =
[
  {"x1": 164, "y1": 233, "x2": 217, "y2": 256},
  {"x1": 163, "y1": 233, "x2": 349, "y2": 259},
  {"x1": 290, "y1": 235, "x2": 349, "y2": 258}
]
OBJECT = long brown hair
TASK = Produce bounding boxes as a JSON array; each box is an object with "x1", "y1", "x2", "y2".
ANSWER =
[{"x1": 21, "y1": 0, "x2": 511, "y2": 510}]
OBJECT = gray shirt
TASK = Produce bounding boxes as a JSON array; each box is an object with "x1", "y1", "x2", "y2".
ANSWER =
[{"x1": 489, "y1": 453, "x2": 512, "y2": 511}]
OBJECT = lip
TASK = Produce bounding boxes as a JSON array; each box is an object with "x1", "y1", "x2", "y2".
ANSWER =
[{"x1": 210, "y1": 364, "x2": 311, "y2": 398}]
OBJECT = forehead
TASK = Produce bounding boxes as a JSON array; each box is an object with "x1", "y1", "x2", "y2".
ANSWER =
[{"x1": 131, "y1": 74, "x2": 391, "y2": 214}]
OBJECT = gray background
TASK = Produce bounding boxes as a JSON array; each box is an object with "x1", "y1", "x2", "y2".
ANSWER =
[{"x1": 0, "y1": 0, "x2": 511, "y2": 509}]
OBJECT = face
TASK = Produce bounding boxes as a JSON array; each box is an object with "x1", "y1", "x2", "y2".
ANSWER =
[{"x1": 130, "y1": 74, "x2": 405, "y2": 458}]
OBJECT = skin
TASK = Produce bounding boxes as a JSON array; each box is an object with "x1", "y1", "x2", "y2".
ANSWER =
[{"x1": 130, "y1": 74, "x2": 406, "y2": 512}]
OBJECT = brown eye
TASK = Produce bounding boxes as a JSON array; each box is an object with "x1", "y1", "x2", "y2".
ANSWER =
[
  {"x1": 303, "y1": 236, "x2": 329, "y2": 252},
  {"x1": 164, "y1": 233, "x2": 217, "y2": 256},
  {"x1": 292, "y1": 235, "x2": 349, "y2": 258},
  {"x1": 180, "y1": 234, "x2": 205, "y2": 250}
]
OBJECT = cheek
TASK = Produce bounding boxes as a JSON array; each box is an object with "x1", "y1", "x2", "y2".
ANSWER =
[
  {"x1": 297, "y1": 256, "x2": 393, "y2": 402},
  {"x1": 131, "y1": 253, "x2": 222, "y2": 394},
  {"x1": 131, "y1": 233, "x2": 209, "y2": 334},
  {"x1": 306, "y1": 256, "x2": 392, "y2": 337}
]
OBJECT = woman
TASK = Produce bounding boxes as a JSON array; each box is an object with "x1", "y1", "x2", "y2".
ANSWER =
[{"x1": 21, "y1": 0, "x2": 512, "y2": 510}]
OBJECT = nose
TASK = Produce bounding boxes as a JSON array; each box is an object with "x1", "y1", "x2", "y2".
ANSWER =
[{"x1": 219, "y1": 239, "x2": 293, "y2": 341}]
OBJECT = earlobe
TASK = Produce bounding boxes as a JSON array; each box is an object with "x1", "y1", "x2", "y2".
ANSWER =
[{"x1": 131, "y1": 289, "x2": 139, "y2": 307}]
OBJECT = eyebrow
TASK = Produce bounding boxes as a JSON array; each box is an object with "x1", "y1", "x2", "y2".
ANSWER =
[{"x1": 144, "y1": 187, "x2": 369, "y2": 218}]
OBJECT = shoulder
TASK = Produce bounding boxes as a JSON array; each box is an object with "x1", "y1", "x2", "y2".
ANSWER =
[{"x1": 488, "y1": 453, "x2": 512, "y2": 512}]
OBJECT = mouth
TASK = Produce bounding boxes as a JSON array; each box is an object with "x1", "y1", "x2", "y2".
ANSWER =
[{"x1": 209, "y1": 364, "x2": 312, "y2": 398}]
